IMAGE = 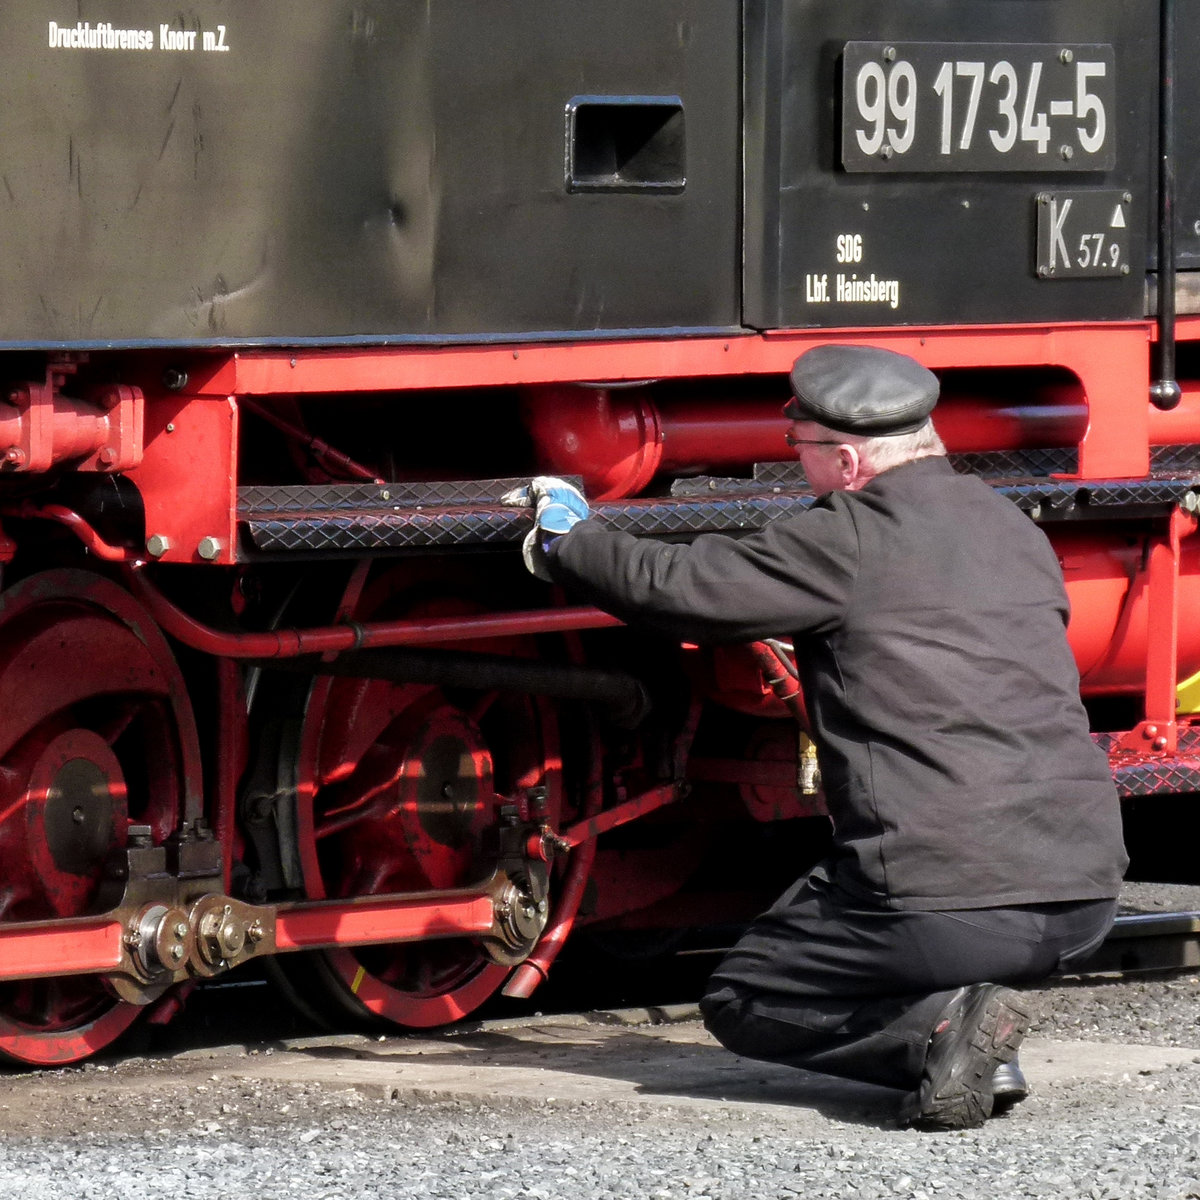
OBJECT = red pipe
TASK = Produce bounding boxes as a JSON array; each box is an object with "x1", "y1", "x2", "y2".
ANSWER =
[
  {"x1": 127, "y1": 568, "x2": 622, "y2": 659},
  {"x1": 7, "y1": 503, "x2": 134, "y2": 561}
]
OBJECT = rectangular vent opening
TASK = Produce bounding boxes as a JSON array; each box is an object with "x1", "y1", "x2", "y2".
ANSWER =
[{"x1": 567, "y1": 96, "x2": 685, "y2": 193}]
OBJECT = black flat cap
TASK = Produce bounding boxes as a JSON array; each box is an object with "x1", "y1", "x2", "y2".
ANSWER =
[{"x1": 784, "y1": 345, "x2": 939, "y2": 435}]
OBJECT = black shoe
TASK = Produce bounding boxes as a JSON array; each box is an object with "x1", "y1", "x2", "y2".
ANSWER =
[
  {"x1": 904, "y1": 984, "x2": 1032, "y2": 1132},
  {"x1": 990, "y1": 1057, "x2": 1029, "y2": 1114}
]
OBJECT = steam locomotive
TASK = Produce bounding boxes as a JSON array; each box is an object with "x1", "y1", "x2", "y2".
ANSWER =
[{"x1": 1, "y1": 0, "x2": 1197, "y2": 1064}]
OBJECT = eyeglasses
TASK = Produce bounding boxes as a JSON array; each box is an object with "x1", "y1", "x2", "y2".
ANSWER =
[{"x1": 785, "y1": 434, "x2": 843, "y2": 448}]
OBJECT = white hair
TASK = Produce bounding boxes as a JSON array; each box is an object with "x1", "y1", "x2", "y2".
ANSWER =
[{"x1": 838, "y1": 421, "x2": 946, "y2": 475}]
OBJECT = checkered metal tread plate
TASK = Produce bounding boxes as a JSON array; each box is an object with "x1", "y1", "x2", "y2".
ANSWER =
[
  {"x1": 241, "y1": 473, "x2": 1198, "y2": 554},
  {"x1": 1111, "y1": 757, "x2": 1200, "y2": 797},
  {"x1": 1096, "y1": 727, "x2": 1200, "y2": 797},
  {"x1": 1151, "y1": 445, "x2": 1200, "y2": 474}
]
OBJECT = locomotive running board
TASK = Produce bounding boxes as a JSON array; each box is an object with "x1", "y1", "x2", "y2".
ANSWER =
[{"x1": 238, "y1": 472, "x2": 1200, "y2": 555}]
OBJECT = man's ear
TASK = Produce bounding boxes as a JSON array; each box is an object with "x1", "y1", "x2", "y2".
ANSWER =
[{"x1": 838, "y1": 444, "x2": 861, "y2": 488}]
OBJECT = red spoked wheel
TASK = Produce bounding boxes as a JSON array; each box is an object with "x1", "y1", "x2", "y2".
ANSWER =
[
  {"x1": 0, "y1": 571, "x2": 200, "y2": 1064},
  {"x1": 280, "y1": 578, "x2": 563, "y2": 1029}
]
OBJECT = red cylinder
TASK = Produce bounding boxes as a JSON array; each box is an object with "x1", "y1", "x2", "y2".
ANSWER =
[{"x1": 523, "y1": 380, "x2": 1094, "y2": 497}]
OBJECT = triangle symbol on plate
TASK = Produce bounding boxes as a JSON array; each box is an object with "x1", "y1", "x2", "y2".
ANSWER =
[{"x1": 1110, "y1": 205, "x2": 1126, "y2": 229}]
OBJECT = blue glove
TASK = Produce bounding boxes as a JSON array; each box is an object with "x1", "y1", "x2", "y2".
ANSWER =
[{"x1": 502, "y1": 476, "x2": 590, "y2": 580}]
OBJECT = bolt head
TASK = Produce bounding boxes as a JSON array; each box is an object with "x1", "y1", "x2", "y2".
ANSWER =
[
  {"x1": 146, "y1": 534, "x2": 171, "y2": 558},
  {"x1": 197, "y1": 536, "x2": 222, "y2": 561}
]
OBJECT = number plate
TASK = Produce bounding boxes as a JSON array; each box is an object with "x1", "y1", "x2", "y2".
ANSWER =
[
  {"x1": 841, "y1": 42, "x2": 1116, "y2": 173},
  {"x1": 1035, "y1": 190, "x2": 1130, "y2": 278}
]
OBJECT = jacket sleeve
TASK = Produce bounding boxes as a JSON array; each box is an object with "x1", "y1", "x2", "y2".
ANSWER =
[{"x1": 545, "y1": 498, "x2": 861, "y2": 644}]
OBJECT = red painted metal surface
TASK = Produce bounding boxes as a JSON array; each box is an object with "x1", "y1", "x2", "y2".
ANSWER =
[
  {"x1": 274, "y1": 892, "x2": 496, "y2": 951},
  {"x1": 0, "y1": 373, "x2": 142, "y2": 475},
  {"x1": 560, "y1": 783, "x2": 681, "y2": 849},
  {"x1": 0, "y1": 917, "x2": 124, "y2": 981},
  {"x1": 504, "y1": 723, "x2": 605, "y2": 1000},
  {"x1": 123, "y1": 394, "x2": 238, "y2": 565},
  {"x1": 169, "y1": 323, "x2": 1156, "y2": 480}
]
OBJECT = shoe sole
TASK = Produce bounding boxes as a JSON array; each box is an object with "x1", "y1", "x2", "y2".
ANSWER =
[{"x1": 910, "y1": 986, "x2": 1033, "y2": 1131}]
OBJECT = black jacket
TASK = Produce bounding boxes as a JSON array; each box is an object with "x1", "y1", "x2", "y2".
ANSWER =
[{"x1": 548, "y1": 456, "x2": 1127, "y2": 910}]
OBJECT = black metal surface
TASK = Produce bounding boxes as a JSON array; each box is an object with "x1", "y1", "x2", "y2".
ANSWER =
[
  {"x1": 8, "y1": 1, "x2": 1194, "y2": 346},
  {"x1": 744, "y1": 0, "x2": 1154, "y2": 329},
  {"x1": 2, "y1": 2, "x2": 740, "y2": 346},
  {"x1": 240, "y1": 472, "x2": 1199, "y2": 556}
]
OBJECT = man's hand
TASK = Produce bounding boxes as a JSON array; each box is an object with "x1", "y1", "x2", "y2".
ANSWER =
[{"x1": 502, "y1": 476, "x2": 590, "y2": 580}]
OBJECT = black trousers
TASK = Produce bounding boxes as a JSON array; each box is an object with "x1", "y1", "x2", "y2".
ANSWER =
[{"x1": 699, "y1": 865, "x2": 1116, "y2": 1093}]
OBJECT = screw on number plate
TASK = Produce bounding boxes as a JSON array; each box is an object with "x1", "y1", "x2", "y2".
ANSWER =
[
  {"x1": 1059, "y1": 145, "x2": 1074, "y2": 161},
  {"x1": 1059, "y1": 48, "x2": 1074, "y2": 65},
  {"x1": 883, "y1": 46, "x2": 896, "y2": 62}
]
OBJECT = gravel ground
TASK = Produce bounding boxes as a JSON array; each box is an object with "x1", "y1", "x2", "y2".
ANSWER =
[
  {"x1": 0, "y1": 972, "x2": 1198, "y2": 1200},
  {"x1": 2, "y1": 883, "x2": 1200, "y2": 1200}
]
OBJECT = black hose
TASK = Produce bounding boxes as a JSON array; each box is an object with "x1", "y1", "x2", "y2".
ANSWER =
[{"x1": 255, "y1": 646, "x2": 651, "y2": 728}]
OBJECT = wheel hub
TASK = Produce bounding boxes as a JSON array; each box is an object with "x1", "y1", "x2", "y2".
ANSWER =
[
  {"x1": 26, "y1": 731, "x2": 128, "y2": 918},
  {"x1": 396, "y1": 708, "x2": 493, "y2": 880}
]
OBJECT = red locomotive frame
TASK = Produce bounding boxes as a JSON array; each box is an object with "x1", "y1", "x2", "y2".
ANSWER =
[
  {"x1": 0, "y1": 314, "x2": 1198, "y2": 1063},
  {"x1": 0, "y1": 0, "x2": 1197, "y2": 1064}
]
